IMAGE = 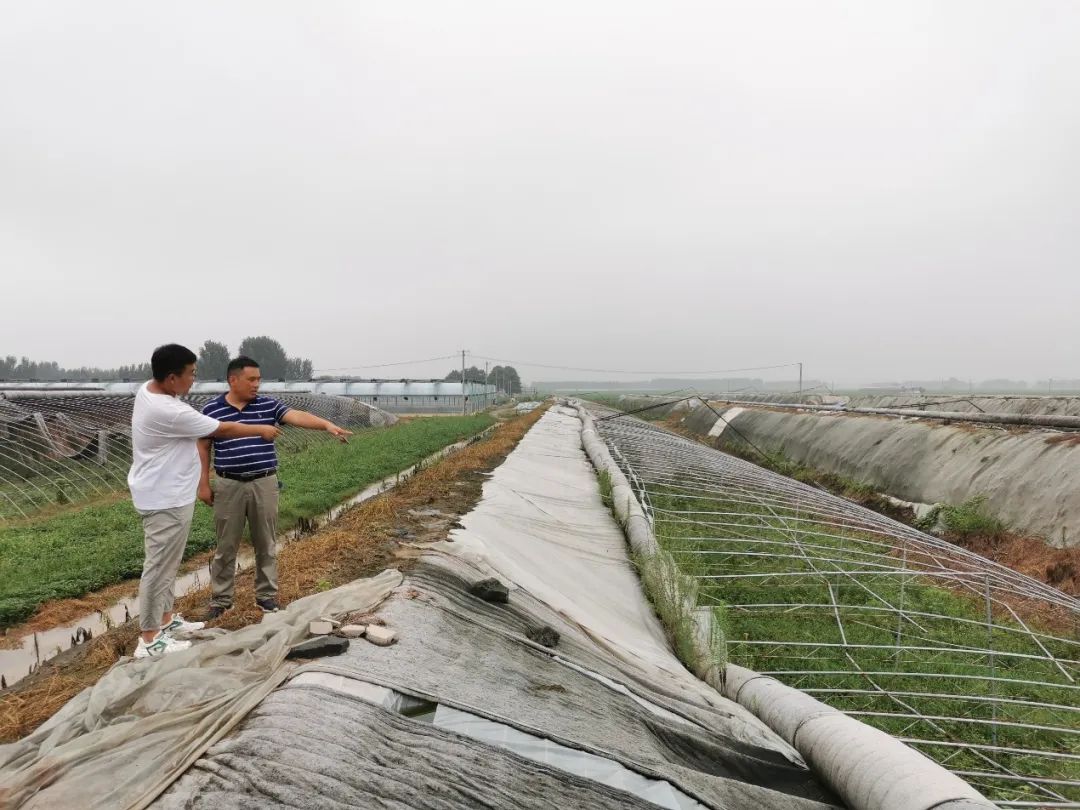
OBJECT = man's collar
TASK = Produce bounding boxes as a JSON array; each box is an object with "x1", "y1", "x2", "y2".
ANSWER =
[{"x1": 223, "y1": 392, "x2": 258, "y2": 410}]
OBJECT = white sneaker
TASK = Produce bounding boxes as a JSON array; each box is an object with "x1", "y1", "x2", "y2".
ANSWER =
[
  {"x1": 161, "y1": 614, "x2": 206, "y2": 635},
  {"x1": 135, "y1": 632, "x2": 192, "y2": 659}
]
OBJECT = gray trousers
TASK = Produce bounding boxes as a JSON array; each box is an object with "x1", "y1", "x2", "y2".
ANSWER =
[
  {"x1": 210, "y1": 474, "x2": 279, "y2": 607},
  {"x1": 137, "y1": 502, "x2": 196, "y2": 632}
]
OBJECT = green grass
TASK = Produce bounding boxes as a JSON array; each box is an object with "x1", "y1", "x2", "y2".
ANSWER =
[
  {"x1": 723, "y1": 439, "x2": 1014, "y2": 548},
  {"x1": 938, "y1": 495, "x2": 1008, "y2": 540},
  {"x1": 633, "y1": 547, "x2": 726, "y2": 675},
  {"x1": 0, "y1": 460, "x2": 129, "y2": 522},
  {"x1": 597, "y1": 469, "x2": 613, "y2": 506},
  {"x1": 0, "y1": 415, "x2": 492, "y2": 627},
  {"x1": 646, "y1": 485, "x2": 1080, "y2": 803},
  {"x1": 592, "y1": 464, "x2": 726, "y2": 678},
  {"x1": 720, "y1": 438, "x2": 879, "y2": 498}
]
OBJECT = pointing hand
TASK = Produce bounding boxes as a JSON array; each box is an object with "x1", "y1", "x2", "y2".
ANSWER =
[
  {"x1": 257, "y1": 425, "x2": 282, "y2": 442},
  {"x1": 327, "y1": 424, "x2": 352, "y2": 443}
]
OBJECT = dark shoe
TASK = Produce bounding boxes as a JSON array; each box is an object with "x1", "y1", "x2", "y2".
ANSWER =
[
  {"x1": 206, "y1": 604, "x2": 230, "y2": 620},
  {"x1": 256, "y1": 598, "x2": 280, "y2": 613}
]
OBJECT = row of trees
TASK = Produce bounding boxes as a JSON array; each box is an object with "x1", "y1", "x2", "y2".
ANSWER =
[
  {"x1": 197, "y1": 337, "x2": 313, "y2": 381},
  {"x1": 0, "y1": 337, "x2": 313, "y2": 382},
  {"x1": 0, "y1": 356, "x2": 151, "y2": 381},
  {"x1": 444, "y1": 364, "x2": 522, "y2": 394}
]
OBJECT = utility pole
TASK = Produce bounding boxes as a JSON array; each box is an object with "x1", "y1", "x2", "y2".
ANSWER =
[
  {"x1": 485, "y1": 361, "x2": 489, "y2": 408},
  {"x1": 798, "y1": 362, "x2": 803, "y2": 399},
  {"x1": 461, "y1": 349, "x2": 467, "y2": 415}
]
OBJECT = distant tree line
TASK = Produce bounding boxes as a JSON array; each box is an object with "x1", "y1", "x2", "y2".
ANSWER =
[
  {"x1": 0, "y1": 356, "x2": 152, "y2": 381},
  {"x1": 198, "y1": 337, "x2": 313, "y2": 381},
  {"x1": 1, "y1": 337, "x2": 313, "y2": 382},
  {"x1": 444, "y1": 364, "x2": 522, "y2": 394}
]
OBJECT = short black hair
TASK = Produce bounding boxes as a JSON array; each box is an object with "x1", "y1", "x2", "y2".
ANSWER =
[
  {"x1": 227, "y1": 356, "x2": 260, "y2": 378},
  {"x1": 151, "y1": 344, "x2": 197, "y2": 382}
]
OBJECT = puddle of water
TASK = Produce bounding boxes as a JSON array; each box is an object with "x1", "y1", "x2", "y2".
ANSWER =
[{"x1": 0, "y1": 431, "x2": 491, "y2": 690}]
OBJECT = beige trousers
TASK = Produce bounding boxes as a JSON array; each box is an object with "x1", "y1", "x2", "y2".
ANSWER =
[
  {"x1": 136, "y1": 502, "x2": 196, "y2": 632},
  {"x1": 209, "y1": 474, "x2": 279, "y2": 607}
]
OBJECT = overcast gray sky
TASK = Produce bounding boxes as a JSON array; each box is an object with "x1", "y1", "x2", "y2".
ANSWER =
[{"x1": 2, "y1": 1, "x2": 1078, "y2": 384}]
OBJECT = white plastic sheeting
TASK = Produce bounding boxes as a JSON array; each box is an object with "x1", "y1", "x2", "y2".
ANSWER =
[
  {"x1": 288, "y1": 675, "x2": 707, "y2": 809},
  {"x1": 706, "y1": 406, "x2": 744, "y2": 439},
  {"x1": 433, "y1": 704, "x2": 704, "y2": 810},
  {"x1": 579, "y1": 403, "x2": 725, "y2": 689},
  {"x1": 289, "y1": 672, "x2": 429, "y2": 714},
  {"x1": 0, "y1": 570, "x2": 402, "y2": 810},
  {"x1": 436, "y1": 406, "x2": 776, "y2": 740}
]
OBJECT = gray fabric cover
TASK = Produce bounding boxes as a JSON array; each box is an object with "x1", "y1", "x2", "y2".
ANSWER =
[
  {"x1": 159, "y1": 688, "x2": 662, "y2": 810},
  {"x1": 159, "y1": 557, "x2": 841, "y2": 810}
]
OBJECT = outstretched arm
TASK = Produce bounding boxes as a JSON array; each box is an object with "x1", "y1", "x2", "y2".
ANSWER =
[
  {"x1": 210, "y1": 421, "x2": 282, "y2": 441},
  {"x1": 282, "y1": 409, "x2": 352, "y2": 442}
]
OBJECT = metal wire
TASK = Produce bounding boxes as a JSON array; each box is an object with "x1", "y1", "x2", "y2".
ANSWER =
[
  {"x1": 584, "y1": 403, "x2": 1080, "y2": 806},
  {"x1": 0, "y1": 392, "x2": 396, "y2": 523}
]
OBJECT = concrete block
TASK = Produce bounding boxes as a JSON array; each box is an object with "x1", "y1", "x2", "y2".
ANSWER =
[
  {"x1": 340, "y1": 624, "x2": 367, "y2": 638},
  {"x1": 365, "y1": 625, "x2": 397, "y2": 646},
  {"x1": 309, "y1": 620, "x2": 334, "y2": 635}
]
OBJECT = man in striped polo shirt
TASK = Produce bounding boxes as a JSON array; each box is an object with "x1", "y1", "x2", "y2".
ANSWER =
[{"x1": 197, "y1": 356, "x2": 351, "y2": 617}]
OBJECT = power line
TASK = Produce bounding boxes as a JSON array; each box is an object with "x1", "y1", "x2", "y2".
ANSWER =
[
  {"x1": 471, "y1": 353, "x2": 800, "y2": 376},
  {"x1": 313, "y1": 354, "x2": 459, "y2": 373},
  {"x1": 314, "y1": 351, "x2": 801, "y2": 379}
]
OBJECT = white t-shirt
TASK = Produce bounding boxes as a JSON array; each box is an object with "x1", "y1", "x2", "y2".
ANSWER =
[{"x1": 128, "y1": 382, "x2": 220, "y2": 511}]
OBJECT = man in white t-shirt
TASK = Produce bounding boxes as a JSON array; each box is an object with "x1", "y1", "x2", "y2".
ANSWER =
[{"x1": 128, "y1": 344, "x2": 281, "y2": 659}]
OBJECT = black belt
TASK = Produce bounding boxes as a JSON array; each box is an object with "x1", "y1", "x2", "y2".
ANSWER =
[{"x1": 215, "y1": 469, "x2": 277, "y2": 482}]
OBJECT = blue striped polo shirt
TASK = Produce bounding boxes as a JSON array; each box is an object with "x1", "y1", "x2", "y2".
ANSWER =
[{"x1": 201, "y1": 395, "x2": 290, "y2": 476}]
